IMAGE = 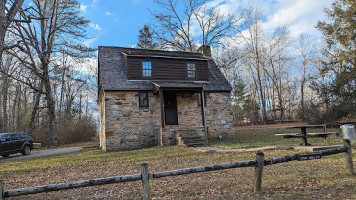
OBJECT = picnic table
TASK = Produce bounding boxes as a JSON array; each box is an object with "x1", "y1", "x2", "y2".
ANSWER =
[{"x1": 275, "y1": 124, "x2": 336, "y2": 146}]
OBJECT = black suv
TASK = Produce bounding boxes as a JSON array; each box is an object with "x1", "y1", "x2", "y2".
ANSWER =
[{"x1": 0, "y1": 132, "x2": 33, "y2": 158}]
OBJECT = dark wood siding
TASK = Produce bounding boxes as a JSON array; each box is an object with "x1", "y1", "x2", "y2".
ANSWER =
[{"x1": 126, "y1": 57, "x2": 209, "y2": 81}]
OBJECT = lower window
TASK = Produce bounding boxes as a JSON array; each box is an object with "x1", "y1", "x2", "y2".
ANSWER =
[{"x1": 139, "y1": 92, "x2": 149, "y2": 107}]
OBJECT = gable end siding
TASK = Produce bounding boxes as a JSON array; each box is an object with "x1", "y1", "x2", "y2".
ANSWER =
[{"x1": 126, "y1": 57, "x2": 209, "y2": 81}]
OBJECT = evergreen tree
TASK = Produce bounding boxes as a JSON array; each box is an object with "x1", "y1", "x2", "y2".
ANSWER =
[
  {"x1": 231, "y1": 75, "x2": 260, "y2": 123},
  {"x1": 137, "y1": 25, "x2": 156, "y2": 49},
  {"x1": 315, "y1": 0, "x2": 356, "y2": 119}
]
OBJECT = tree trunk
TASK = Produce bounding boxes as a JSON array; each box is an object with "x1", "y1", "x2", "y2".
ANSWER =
[
  {"x1": 0, "y1": 0, "x2": 6, "y2": 60},
  {"x1": 43, "y1": 68, "x2": 57, "y2": 147},
  {"x1": 16, "y1": 84, "x2": 21, "y2": 131},
  {"x1": 79, "y1": 92, "x2": 82, "y2": 120},
  {"x1": 256, "y1": 65, "x2": 268, "y2": 123},
  {"x1": 29, "y1": 89, "x2": 42, "y2": 137},
  {"x1": 301, "y1": 62, "x2": 306, "y2": 121},
  {"x1": 59, "y1": 66, "x2": 66, "y2": 112},
  {"x1": 1, "y1": 72, "x2": 8, "y2": 132},
  {"x1": 278, "y1": 92, "x2": 283, "y2": 120},
  {"x1": 85, "y1": 95, "x2": 89, "y2": 118},
  {"x1": 12, "y1": 83, "x2": 20, "y2": 130}
]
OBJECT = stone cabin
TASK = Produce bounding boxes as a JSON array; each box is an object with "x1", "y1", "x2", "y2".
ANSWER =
[{"x1": 98, "y1": 45, "x2": 234, "y2": 151}]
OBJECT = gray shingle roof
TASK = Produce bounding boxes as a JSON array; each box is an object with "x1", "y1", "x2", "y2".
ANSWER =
[{"x1": 98, "y1": 46, "x2": 232, "y2": 92}]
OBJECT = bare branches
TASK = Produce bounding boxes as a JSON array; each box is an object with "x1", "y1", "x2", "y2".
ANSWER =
[
  {"x1": 150, "y1": 0, "x2": 239, "y2": 51},
  {"x1": 2, "y1": 0, "x2": 25, "y2": 32},
  {"x1": 0, "y1": 0, "x2": 25, "y2": 57},
  {"x1": 2, "y1": 0, "x2": 95, "y2": 147}
]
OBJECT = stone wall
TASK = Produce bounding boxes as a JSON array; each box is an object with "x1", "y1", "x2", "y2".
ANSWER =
[
  {"x1": 176, "y1": 92, "x2": 203, "y2": 127},
  {"x1": 205, "y1": 92, "x2": 234, "y2": 137},
  {"x1": 99, "y1": 90, "x2": 234, "y2": 151},
  {"x1": 102, "y1": 91, "x2": 161, "y2": 151}
]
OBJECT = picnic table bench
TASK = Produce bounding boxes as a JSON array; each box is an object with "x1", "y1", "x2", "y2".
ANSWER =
[
  {"x1": 275, "y1": 133, "x2": 303, "y2": 138},
  {"x1": 307, "y1": 132, "x2": 338, "y2": 139},
  {"x1": 275, "y1": 125, "x2": 338, "y2": 146}
]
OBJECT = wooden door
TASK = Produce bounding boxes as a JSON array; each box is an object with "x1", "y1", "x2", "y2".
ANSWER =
[{"x1": 164, "y1": 91, "x2": 178, "y2": 125}]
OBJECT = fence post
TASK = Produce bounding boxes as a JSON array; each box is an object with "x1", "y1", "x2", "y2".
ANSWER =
[
  {"x1": 0, "y1": 180, "x2": 4, "y2": 200},
  {"x1": 344, "y1": 139, "x2": 354, "y2": 175},
  {"x1": 254, "y1": 151, "x2": 264, "y2": 193},
  {"x1": 141, "y1": 163, "x2": 151, "y2": 200}
]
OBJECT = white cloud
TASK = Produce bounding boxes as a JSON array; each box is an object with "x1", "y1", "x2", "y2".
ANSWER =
[
  {"x1": 74, "y1": 57, "x2": 98, "y2": 77},
  {"x1": 208, "y1": 0, "x2": 332, "y2": 36},
  {"x1": 263, "y1": 0, "x2": 333, "y2": 37},
  {"x1": 105, "y1": 12, "x2": 112, "y2": 16},
  {"x1": 90, "y1": 0, "x2": 100, "y2": 9},
  {"x1": 83, "y1": 37, "x2": 98, "y2": 47},
  {"x1": 89, "y1": 23, "x2": 103, "y2": 31},
  {"x1": 79, "y1": 4, "x2": 87, "y2": 12}
]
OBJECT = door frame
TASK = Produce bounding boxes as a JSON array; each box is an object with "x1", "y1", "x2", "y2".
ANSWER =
[{"x1": 164, "y1": 91, "x2": 178, "y2": 125}]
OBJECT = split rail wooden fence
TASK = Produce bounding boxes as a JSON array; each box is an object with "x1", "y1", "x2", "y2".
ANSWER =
[{"x1": 0, "y1": 139, "x2": 354, "y2": 200}]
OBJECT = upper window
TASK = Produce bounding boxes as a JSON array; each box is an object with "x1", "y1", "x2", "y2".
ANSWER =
[
  {"x1": 187, "y1": 63, "x2": 196, "y2": 78},
  {"x1": 142, "y1": 62, "x2": 152, "y2": 77},
  {"x1": 139, "y1": 92, "x2": 149, "y2": 107}
]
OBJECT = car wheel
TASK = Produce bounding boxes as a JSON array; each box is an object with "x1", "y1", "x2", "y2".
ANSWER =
[
  {"x1": 2, "y1": 154, "x2": 9, "y2": 158},
  {"x1": 22, "y1": 145, "x2": 31, "y2": 155}
]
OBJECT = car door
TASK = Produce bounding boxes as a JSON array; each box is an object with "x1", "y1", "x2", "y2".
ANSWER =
[
  {"x1": 0, "y1": 135, "x2": 6, "y2": 153},
  {"x1": 2, "y1": 134, "x2": 12, "y2": 153},
  {"x1": 11, "y1": 134, "x2": 22, "y2": 151}
]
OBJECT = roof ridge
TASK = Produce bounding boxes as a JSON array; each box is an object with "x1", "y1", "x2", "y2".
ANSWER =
[{"x1": 99, "y1": 46, "x2": 203, "y2": 56}]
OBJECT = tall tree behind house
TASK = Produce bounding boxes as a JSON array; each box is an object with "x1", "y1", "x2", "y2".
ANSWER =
[
  {"x1": 150, "y1": 0, "x2": 238, "y2": 52},
  {"x1": 237, "y1": 4, "x2": 269, "y2": 123},
  {"x1": 137, "y1": 25, "x2": 156, "y2": 49},
  {"x1": 295, "y1": 34, "x2": 316, "y2": 121},
  {"x1": 212, "y1": 2, "x2": 301, "y2": 123}
]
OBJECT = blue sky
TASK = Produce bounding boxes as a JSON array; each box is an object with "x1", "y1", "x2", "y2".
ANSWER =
[
  {"x1": 79, "y1": 0, "x2": 156, "y2": 48},
  {"x1": 79, "y1": 0, "x2": 333, "y2": 48}
]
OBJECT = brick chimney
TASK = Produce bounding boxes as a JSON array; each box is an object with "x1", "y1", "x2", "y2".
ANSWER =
[{"x1": 197, "y1": 45, "x2": 211, "y2": 59}]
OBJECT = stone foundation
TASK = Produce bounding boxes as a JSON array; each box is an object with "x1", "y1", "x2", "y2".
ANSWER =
[{"x1": 99, "y1": 90, "x2": 234, "y2": 151}]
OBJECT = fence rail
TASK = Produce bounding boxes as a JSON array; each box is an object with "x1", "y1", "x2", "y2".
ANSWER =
[{"x1": 0, "y1": 140, "x2": 354, "y2": 200}]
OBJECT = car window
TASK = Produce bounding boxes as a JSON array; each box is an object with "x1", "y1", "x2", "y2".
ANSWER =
[
  {"x1": 11, "y1": 134, "x2": 21, "y2": 140},
  {"x1": 20, "y1": 134, "x2": 28, "y2": 139},
  {"x1": 1, "y1": 135, "x2": 10, "y2": 142}
]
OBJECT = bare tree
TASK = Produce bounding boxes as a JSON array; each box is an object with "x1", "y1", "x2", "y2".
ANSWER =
[
  {"x1": 6, "y1": 0, "x2": 93, "y2": 147},
  {"x1": 0, "y1": 54, "x2": 20, "y2": 132},
  {"x1": 263, "y1": 27, "x2": 292, "y2": 120},
  {"x1": 295, "y1": 33, "x2": 315, "y2": 120},
  {"x1": 238, "y1": 4, "x2": 268, "y2": 123},
  {"x1": 151, "y1": 0, "x2": 238, "y2": 51},
  {"x1": 0, "y1": 0, "x2": 24, "y2": 58}
]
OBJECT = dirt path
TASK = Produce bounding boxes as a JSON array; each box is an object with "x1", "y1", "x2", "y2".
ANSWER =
[{"x1": 0, "y1": 147, "x2": 81, "y2": 162}]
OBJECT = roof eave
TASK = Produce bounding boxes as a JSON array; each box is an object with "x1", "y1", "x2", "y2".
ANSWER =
[{"x1": 122, "y1": 52, "x2": 208, "y2": 61}]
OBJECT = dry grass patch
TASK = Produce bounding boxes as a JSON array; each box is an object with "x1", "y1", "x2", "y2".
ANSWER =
[{"x1": 1, "y1": 145, "x2": 356, "y2": 199}]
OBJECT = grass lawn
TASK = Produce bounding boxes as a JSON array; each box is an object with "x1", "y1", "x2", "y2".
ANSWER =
[
  {"x1": 209, "y1": 126, "x2": 346, "y2": 148},
  {"x1": 1, "y1": 124, "x2": 355, "y2": 199}
]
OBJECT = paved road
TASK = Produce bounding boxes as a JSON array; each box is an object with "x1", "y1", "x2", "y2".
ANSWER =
[{"x1": 0, "y1": 147, "x2": 81, "y2": 162}]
